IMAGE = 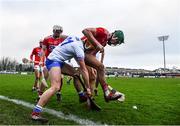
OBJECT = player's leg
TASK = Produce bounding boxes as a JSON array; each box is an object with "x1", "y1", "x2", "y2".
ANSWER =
[
  {"x1": 37, "y1": 67, "x2": 48, "y2": 100},
  {"x1": 86, "y1": 66, "x2": 99, "y2": 96},
  {"x1": 86, "y1": 65, "x2": 96, "y2": 95},
  {"x1": 38, "y1": 67, "x2": 61, "y2": 106},
  {"x1": 61, "y1": 63, "x2": 87, "y2": 103},
  {"x1": 85, "y1": 54, "x2": 106, "y2": 90},
  {"x1": 85, "y1": 53, "x2": 122, "y2": 102},
  {"x1": 94, "y1": 71, "x2": 99, "y2": 96},
  {"x1": 32, "y1": 66, "x2": 62, "y2": 122},
  {"x1": 56, "y1": 74, "x2": 63, "y2": 102},
  {"x1": 32, "y1": 67, "x2": 40, "y2": 91}
]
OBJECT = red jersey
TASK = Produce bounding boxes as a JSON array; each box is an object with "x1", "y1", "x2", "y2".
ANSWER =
[
  {"x1": 30, "y1": 47, "x2": 45, "y2": 66},
  {"x1": 43, "y1": 35, "x2": 65, "y2": 57},
  {"x1": 81, "y1": 27, "x2": 109, "y2": 48}
]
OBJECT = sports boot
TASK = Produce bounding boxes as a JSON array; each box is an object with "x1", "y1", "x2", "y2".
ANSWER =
[
  {"x1": 31, "y1": 112, "x2": 48, "y2": 123},
  {"x1": 104, "y1": 89, "x2": 122, "y2": 102},
  {"x1": 79, "y1": 92, "x2": 87, "y2": 103},
  {"x1": 56, "y1": 92, "x2": 62, "y2": 102}
]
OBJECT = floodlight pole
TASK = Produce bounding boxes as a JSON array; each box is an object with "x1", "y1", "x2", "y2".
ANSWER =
[
  {"x1": 158, "y1": 35, "x2": 169, "y2": 72},
  {"x1": 162, "y1": 39, "x2": 166, "y2": 70}
]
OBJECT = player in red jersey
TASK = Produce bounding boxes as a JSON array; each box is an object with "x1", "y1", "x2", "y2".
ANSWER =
[
  {"x1": 82, "y1": 27, "x2": 125, "y2": 102},
  {"x1": 30, "y1": 40, "x2": 45, "y2": 91},
  {"x1": 43, "y1": 25, "x2": 65, "y2": 57}
]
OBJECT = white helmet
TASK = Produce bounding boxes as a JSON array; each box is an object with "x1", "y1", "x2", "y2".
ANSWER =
[{"x1": 53, "y1": 25, "x2": 63, "y2": 32}]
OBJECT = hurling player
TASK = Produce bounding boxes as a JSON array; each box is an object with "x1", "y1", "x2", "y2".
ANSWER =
[
  {"x1": 82, "y1": 27, "x2": 124, "y2": 102},
  {"x1": 38, "y1": 25, "x2": 65, "y2": 102},
  {"x1": 30, "y1": 40, "x2": 45, "y2": 91},
  {"x1": 31, "y1": 36, "x2": 90, "y2": 122},
  {"x1": 40, "y1": 25, "x2": 88, "y2": 103}
]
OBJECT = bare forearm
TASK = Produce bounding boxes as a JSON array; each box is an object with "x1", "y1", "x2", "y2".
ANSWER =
[
  {"x1": 82, "y1": 28, "x2": 104, "y2": 53},
  {"x1": 100, "y1": 51, "x2": 105, "y2": 63},
  {"x1": 81, "y1": 69, "x2": 90, "y2": 89},
  {"x1": 82, "y1": 29, "x2": 99, "y2": 48},
  {"x1": 78, "y1": 59, "x2": 91, "y2": 93}
]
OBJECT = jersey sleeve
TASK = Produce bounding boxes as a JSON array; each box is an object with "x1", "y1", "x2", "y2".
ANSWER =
[{"x1": 73, "y1": 45, "x2": 85, "y2": 61}]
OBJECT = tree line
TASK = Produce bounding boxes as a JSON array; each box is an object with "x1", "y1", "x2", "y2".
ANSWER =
[{"x1": 0, "y1": 57, "x2": 33, "y2": 72}]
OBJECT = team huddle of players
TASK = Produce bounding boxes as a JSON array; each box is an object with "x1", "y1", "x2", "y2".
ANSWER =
[{"x1": 29, "y1": 25, "x2": 125, "y2": 122}]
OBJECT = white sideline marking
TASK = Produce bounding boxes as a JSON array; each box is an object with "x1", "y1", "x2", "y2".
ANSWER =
[{"x1": 0, "y1": 95, "x2": 103, "y2": 125}]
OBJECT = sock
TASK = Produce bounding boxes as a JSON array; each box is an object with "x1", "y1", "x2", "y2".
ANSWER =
[
  {"x1": 56, "y1": 92, "x2": 61, "y2": 95},
  {"x1": 105, "y1": 90, "x2": 110, "y2": 96},
  {"x1": 33, "y1": 105, "x2": 43, "y2": 113},
  {"x1": 102, "y1": 83, "x2": 110, "y2": 96},
  {"x1": 78, "y1": 91, "x2": 84, "y2": 96},
  {"x1": 102, "y1": 83, "x2": 108, "y2": 91}
]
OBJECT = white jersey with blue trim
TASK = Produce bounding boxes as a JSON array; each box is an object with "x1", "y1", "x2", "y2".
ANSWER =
[{"x1": 47, "y1": 36, "x2": 85, "y2": 62}]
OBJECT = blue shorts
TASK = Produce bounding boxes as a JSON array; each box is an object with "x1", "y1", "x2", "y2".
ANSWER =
[{"x1": 46, "y1": 59, "x2": 64, "y2": 71}]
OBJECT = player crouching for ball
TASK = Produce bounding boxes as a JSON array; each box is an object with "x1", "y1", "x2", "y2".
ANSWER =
[
  {"x1": 31, "y1": 36, "x2": 91, "y2": 122},
  {"x1": 81, "y1": 27, "x2": 125, "y2": 102}
]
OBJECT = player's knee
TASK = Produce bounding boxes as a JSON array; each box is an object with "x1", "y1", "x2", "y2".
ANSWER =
[
  {"x1": 51, "y1": 81, "x2": 61, "y2": 91},
  {"x1": 52, "y1": 85, "x2": 61, "y2": 91}
]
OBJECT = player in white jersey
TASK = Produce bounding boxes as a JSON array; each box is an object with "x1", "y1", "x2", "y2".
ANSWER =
[
  {"x1": 48, "y1": 36, "x2": 84, "y2": 62},
  {"x1": 31, "y1": 36, "x2": 90, "y2": 122}
]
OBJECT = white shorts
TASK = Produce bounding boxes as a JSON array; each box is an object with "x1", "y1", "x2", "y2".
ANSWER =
[{"x1": 34, "y1": 65, "x2": 45, "y2": 72}]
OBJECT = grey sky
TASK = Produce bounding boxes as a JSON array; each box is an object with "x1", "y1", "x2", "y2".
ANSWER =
[{"x1": 0, "y1": 0, "x2": 179, "y2": 70}]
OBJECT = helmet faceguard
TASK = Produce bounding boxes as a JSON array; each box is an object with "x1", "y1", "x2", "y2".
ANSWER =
[
  {"x1": 108, "y1": 30, "x2": 124, "y2": 46},
  {"x1": 114, "y1": 30, "x2": 124, "y2": 44},
  {"x1": 53, "y1": 25, "x2": 63, "y2": 38}
]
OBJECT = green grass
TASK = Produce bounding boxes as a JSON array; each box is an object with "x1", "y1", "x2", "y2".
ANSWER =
[
  {"x1": 0, "y1": 74, "x2": 180, "y2": 125},
  {"x1": 0, "y1": 99, "x2": 77, "y2": 125}
]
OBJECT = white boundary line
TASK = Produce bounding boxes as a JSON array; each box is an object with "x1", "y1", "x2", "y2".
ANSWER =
[{"x1": 0, "y1": 95, "x2": 104, "y2": 125}]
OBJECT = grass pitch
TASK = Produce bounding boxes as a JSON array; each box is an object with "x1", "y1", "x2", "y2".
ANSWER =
[{"x1": 0, "y1": 74, "x2": 180, "y2": 125}]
